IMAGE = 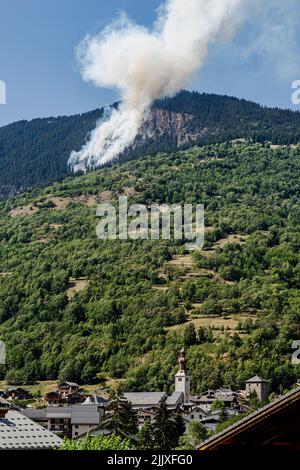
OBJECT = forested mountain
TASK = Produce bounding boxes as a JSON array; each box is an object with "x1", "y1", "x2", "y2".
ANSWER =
[
  {"x1": 1, "y1": 91, "x2": 300, "y2": 199},
  {"x1": 0, "y1": 142, "x2": 300, "y2": 393},
  {"x1": 0, "y1": 109, "x2": 103, "y2": 199}
]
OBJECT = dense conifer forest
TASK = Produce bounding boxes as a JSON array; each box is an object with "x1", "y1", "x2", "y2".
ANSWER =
[
  {"x1": 0, "y1": 141, "x2": 299, "y2": 394},
  {"x1": 1, "y1": 91, "x2": 300, "y2": 198}
]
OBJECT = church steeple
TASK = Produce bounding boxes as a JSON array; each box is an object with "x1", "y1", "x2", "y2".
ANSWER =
[
  {"x1": 178, "y1": 347, "x2": 187, "y2": 372},
  {"x1": 175, "y1": 347, "x2": 190, "y2": 403}
]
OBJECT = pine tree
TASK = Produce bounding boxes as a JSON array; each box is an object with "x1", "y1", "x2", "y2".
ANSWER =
[
  {"x1": 101, "y1": 389, "x2": 138, "y2": 438},
  {"x1": 138, "y1": 419, "x2": 154, "y2": 450},
  {"x1": 151, "y1": 397, "x2": 185, "y2": 449},
  {"x1": 171, "y1": 413, "x2": 186, "y2": 448}
]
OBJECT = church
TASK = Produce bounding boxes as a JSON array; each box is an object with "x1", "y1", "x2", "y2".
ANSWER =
[
  {"x1": 124, "y1": 348, "x2": 270, "y2": 431},
  {"x1": 124, "y1": 348, "x2": 192, "y2": 412}
]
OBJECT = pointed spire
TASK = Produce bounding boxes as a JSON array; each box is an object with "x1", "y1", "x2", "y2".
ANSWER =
[{"x1": 178, "y1": 347, "x2": 187, "y2": 372}]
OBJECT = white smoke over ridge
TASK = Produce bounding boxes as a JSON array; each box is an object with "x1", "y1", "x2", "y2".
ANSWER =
[{"x1": 68, "y1": 0, "x2": 248, "y2": 173}]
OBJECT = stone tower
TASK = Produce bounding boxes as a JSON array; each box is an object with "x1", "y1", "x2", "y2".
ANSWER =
[
  {"x1": 175, "y1": 347, "x2": 190, "y2": 403},
  {"x1": 245, "y1": 375, "x2": 270, "y2": 403}
]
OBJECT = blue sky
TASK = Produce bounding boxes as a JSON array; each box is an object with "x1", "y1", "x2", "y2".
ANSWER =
[{"x1": 0, "y1": 0, "x2": 300, "y2": 127}]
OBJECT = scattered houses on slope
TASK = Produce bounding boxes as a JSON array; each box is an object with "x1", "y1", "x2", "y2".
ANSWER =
[
  {"x1": 44, "y1": 381, "x2": 84, "y2": 405},
  {"x1": 9, "y1": 348, "x2": 273, "y2": 441},
  {"x1": 2, "y1": 387, "x2": 32, "y2": 401}
]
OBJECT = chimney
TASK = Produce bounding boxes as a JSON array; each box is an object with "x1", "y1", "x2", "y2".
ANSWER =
[
  {"x1": 0, "y1": 399, "x2": 10, "y2": 418},
  {"x1": 0, "y1": 408, "x2": 8, "y2": 418}
]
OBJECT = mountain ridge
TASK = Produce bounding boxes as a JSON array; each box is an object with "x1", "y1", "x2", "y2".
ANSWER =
[{"x1": 1, "y1": 90, "x2": 300, "y2": 199}]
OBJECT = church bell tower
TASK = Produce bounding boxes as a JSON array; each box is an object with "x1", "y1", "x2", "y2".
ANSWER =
[{"x1": 175, "y1": 347, "x2": 190, "y2": 403}]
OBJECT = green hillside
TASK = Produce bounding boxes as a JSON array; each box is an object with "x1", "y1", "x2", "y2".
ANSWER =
[{"x1": 0, "y1": 141, "x2": 300, "y2": 394}]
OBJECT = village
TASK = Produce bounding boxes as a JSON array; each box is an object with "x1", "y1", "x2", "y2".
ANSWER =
[{"x1": 0, "y1": 348, "x2": 278, "y2": 449}]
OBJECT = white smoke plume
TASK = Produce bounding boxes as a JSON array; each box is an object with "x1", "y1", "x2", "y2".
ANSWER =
[{"x1": 69, "y1": 0, "x2": 247, "y2": 173}]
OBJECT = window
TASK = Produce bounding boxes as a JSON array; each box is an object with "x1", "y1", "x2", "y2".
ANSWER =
[
  {"x1": 75, "y1": 425, "x2": 78, "y2": 429},
  {"x1": 178, "y1": 378, "x2": 182, "y2": 382}
]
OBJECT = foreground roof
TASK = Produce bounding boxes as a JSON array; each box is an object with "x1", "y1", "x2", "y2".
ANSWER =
[
  {"x1": 0, "y1": 410, "x2": 62, "y2": 450},
  {"x1": 199, "y1": 386, "x2": 300, "y2": 450}
]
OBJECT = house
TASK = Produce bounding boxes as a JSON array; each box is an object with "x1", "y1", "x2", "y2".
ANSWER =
[
  {"x1": 182, "y1": 406, "x2": 208, "y2": 432},
  {"x1": 47, "y1": 406, "x2": 72, "y2": 437},
  {"x1": 0, "y1": 401, "x2": 62, "y2": 450},
  {"x1": 66, "y1": 392, "x2": 85, "y2": 405},
  {"x1": 44, "y1": 390, "x2": 62, "y2": 405},
  {"x1": 245, "y1": 375, "x2": 270, "y2": 402},
  {"x1": 58, "y1": 382, "x2": 80, "y2": 398},
  {"x1": 82, "y1": 395, "x2": 108, "y2": 407},
  {"x1": 5, "y1": 387, "x2": 32, "y2": 401},
  {"x1": 44, "y1": 383, "x2": 83, "y2": 405},
  {"x1": 199, "y1": 385, "x2": 300, "y2": 450},
  {"x1": 184, "y1": 405, "x2": 208, "y2": 422},
  {"x1": 195, "y1": 389, "x2": 239, "y2": 412},
  {"x1": 71, "y1": 404, "x2": 103, "y2": 439},
  {"x1": 23, "y1": 402, "x2": 104, "y2": 439},
  {"x1": 200, "y1": 413, "x2": 223, "y2": 432}
]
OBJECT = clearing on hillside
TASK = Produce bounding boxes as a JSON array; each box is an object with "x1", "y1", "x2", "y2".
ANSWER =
[{"x1": 66, "y1": 278, "x2": 87, "y2": 300}]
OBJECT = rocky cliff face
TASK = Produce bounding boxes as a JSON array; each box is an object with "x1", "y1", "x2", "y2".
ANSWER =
[
  {"x1": 138, "y1": 107, "x2": 203, "y2": 147},
  {"x1": 124, "y1": 106, "x2": 212, "y2": 161}
]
